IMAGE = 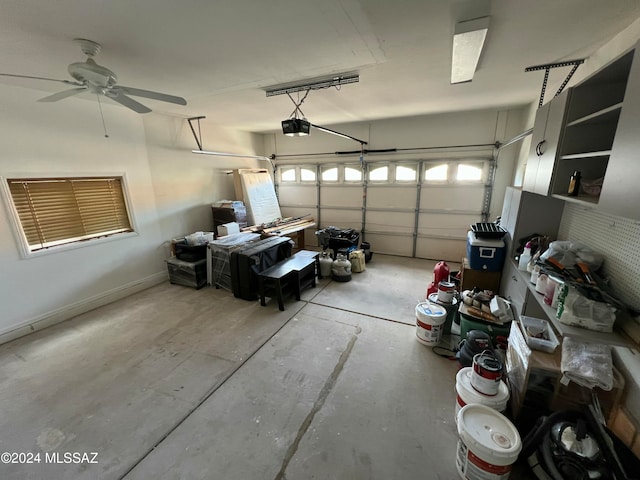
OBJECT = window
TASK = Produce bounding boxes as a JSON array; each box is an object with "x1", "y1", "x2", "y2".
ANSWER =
[
  {"x1": 300, "y1": 167, "x2": 316, "y2": 182},
  {"x1": 456, "y1": 163, "x2": 483, "y2": 182},
  {"x1": 369, "y1": 165, "x2": 388, "y2": 181},
  {"x1": 424, "y1": 164, "x2": 448, "y2": 181},
  {"x1": 395, "y1": 165, "x2": 417, "y2": 182},
  {"x1": 280, "y1": 168, "x2": 296, "y2": 182},
  {"x1": 6, "y1": 177, "x2": 133, "y2": 253},
  {"x1": 344, "y1": 166, "x2": 362, "y2": 182},
  {"x1": 321, "y1": 167, "x2": 338, "y2": 182}
]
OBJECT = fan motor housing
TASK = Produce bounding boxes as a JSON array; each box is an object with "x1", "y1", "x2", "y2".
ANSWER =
[{"x1": 68, "y1": 60, "x2": 117, "y2": 87}]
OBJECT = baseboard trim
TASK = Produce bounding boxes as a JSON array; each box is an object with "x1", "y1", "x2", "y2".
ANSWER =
[{"x1": 0, "y1": 271, "x2": 168, "y2": 346}]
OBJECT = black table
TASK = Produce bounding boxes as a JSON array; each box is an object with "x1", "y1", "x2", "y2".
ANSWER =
[{"x1": 257, "y1": 251, "x2": 318, "y2": 311}]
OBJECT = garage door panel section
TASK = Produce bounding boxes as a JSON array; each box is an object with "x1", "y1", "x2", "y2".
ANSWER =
[
  {"x1": 363, "y1": 233, "x2": 413, "y2": 257},
  {"x1": 321, "y1": 208, "x2": 362, "y2": 229},
  {"x1": 280, "y1": 206, "x2": 316, "y2": 220},
  {"x1": 420, "y1": 186, "x2": 484, "y2": 211},
  {"x1": 417, "y1": 213, "x2": 479, "y2": 238},
  {"x1": 320, "y1": 186, "x2": 363, "y2": 208},
  {"x1": 278, "y1": 185, "x2": 316, "y2": 207},
  {"x1": 367, "y1": 186, "x2": 417, "y2": 209},
  {"x1": 366, "y1": 211, "x2": 414, "y2": 234},
  {"x1": 416, "y1": 238, "x2": 466, "y2": 262}
]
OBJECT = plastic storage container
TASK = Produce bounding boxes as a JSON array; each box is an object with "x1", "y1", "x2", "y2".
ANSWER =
[
  {"x1": 466, "y1": 231, "x2": 506, "y2": 272},
  {"x1": 521, "y1": 316, "x2": 559, "y2": 353},
  {"x1": 167, "y1": 258, "x2": 207, "y2": 289},
  {"x1": 174, "y1": 241, "x2": 208, "y2": 262}
]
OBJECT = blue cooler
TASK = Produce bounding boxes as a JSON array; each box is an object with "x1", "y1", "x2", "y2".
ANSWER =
[{"x1": 466, "y1": 231, "x2": 505, "y2": 271}]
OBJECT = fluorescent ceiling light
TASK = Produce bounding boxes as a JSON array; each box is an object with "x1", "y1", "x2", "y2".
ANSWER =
[
  {"x1": 451, "y1": 16, "x2": 490, "y2": 84},
  {"x1": 192, "y1": 150, "x2": 271, "y2": 161}
]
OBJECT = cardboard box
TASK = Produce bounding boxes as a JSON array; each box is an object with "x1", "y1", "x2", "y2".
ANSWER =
[
  {"x1": 460, "y1": 257, "x2": 502, "y2": 293},
  {"x1": 217, "y1": 222, "x2": 240, "y2": 237}
]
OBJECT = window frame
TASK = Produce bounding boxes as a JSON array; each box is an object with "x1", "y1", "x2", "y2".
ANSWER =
[
  {"x1": 393, "y1": 163, "x2": 418, "y2": 183},
  {"x1": 367, "y1": 164, "x2": 389, "y2": 182},
  {"x1": 299, "y1": 166, "x2": 317, "y2": 183},
  {"x1": 320, "y1": 165, "x2": 339, "y2": 183},
  {"x1": 422, "y1": 159, "x2": 488, "y2": 184},
  {"x1": 455, "y1": 161, "x2": 487, "y2": 184},
  {"x1": 279, "y1": 166, "x2": 297, "y2": 183},
  {"x1": 1, "y1": 173, "x2": 138, "y2": 258}
]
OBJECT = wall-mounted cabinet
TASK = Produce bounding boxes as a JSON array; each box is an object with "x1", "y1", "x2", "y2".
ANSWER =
[
  {"x1": 522, "y1": 91, "x2": 570, "y2": 196},
  {"x1": 523, "y1": 42, "x2": 640, "y2": 221}
]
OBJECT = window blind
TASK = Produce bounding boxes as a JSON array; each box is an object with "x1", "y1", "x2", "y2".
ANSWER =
[{"x1": 7, "y1": 177, "x2": 133, "y2": 251}]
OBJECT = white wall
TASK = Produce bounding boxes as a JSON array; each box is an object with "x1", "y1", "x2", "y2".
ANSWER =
[
  {"x1": 141, "y1": 115, "x2": 266, "y2": 242},
  {"x1": 0, "y1": 86, "x2": 264, "y2": 343}
]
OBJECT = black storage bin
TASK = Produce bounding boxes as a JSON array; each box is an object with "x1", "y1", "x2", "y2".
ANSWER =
[
  {"x1": 174, "y1": 241, "x2": 207, "y2": 262},
  {"x1": 167, "y1": 258, "x2": 207, "y2": 289},
  {"x1": 230, "y1": 236, "x2": 293, "y2": 300},
  {"x1": 315, "y1": 227, "x2": 360, "y2": 257}
]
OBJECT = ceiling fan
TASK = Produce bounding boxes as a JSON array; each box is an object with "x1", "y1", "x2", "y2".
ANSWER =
[{"x1": 0, "y1": 38, "x2": 187, "y2": 114}]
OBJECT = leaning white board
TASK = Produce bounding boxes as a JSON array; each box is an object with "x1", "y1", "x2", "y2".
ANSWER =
[{"x1": 233, "y1": 169, "x2": 281, "y2": 225}]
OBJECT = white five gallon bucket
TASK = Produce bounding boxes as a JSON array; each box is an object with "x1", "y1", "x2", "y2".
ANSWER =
[
  {"x1": 456, "y1": 404, "x2": 522, "y2": 480},
  {"x1": 455, "y1": 368, "x2": 509, "y2": 419},
  {"x1": 415, "y1": 301, "x2": 447, "y2": 346}
]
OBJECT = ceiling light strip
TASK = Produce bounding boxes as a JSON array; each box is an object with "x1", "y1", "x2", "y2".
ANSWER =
[{"x1": 451, "y1": 16, "x2": 490, "y2": 84}]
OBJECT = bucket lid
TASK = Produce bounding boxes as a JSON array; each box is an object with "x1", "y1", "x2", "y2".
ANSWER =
[
  {"x1": 427, "y1": 293, "x2": 458, "y2": 307},
  {"x1": 416, "y1": 301, "x2": 446, "y2": 318},
  {"x1": 456, "y1": 368, "x2": 509, "y2": 405},
  {"x1": 457, "y1": 404, "x2": 521, "y2": 460}
]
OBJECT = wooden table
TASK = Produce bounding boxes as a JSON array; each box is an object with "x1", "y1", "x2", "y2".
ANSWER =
[{"x1": 257, "y1": 251, "x2": 318, "y2": 311}]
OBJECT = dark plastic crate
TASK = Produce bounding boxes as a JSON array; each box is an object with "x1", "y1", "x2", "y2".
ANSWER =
[
  {"x1": 167, "y1": 258, "x2": 207, "y2": 289},
  {"x1": 174, "y1": 242, "x2": 207, "y2": 262}
]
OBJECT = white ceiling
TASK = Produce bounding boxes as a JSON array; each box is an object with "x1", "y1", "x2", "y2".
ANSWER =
[{"x1": 2, "y1": 0, "x2": 640, "y2": 133}]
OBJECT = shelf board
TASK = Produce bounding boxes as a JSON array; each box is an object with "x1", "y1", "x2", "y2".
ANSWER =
[
  {"x1": 551, "y1": 193, "x2": 599, "y2": 205},
  {"x1": 514, "y1": 266, "x2": 632, "y2": 347},
  {"x1": 565, "y1": 103, "x2": 623, "y2": 127},
  {"x1": 560, "y1": 151, "x2": 611, "y2": 160}
]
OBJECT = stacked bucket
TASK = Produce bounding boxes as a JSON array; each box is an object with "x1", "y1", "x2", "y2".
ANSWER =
[{"x1": 454, "y1": 352, "x2": 521, "y2": 479}]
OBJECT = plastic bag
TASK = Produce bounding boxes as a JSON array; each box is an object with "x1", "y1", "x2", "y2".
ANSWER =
[
  {"x1": 561, "y1": 336, "x2": 613, "y2": 391},
  {"x1": 540, "y1": 241, "x2": 604, "y2": 270},
  {"x1": 556, "y1": 285, "x2": 617, "y2": 333}
]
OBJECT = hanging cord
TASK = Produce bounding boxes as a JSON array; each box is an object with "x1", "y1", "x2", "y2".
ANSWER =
[
  {"x1": 286, "y1": 90, "x2": 310, "y2": 119},
  {"x1": 431, "y1": 333, "x2": 462, "y2": 360},
  {"x1": 96, "y1": 94, "x2": 109, "y2": 138}
]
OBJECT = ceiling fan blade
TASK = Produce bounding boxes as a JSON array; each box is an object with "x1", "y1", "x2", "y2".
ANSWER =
[
  {"x1": 108, "y1": 93, "x2": 152, "y2": 114},
  {"x1": 38, "y1": 87, "x2": 87, "y2": 102},
  {"x1": 114, "y1": 85, "x2": 187, "y2": 106},
  {"x1": 0, "y1": 73, "x2": 84, "y2": 86}
]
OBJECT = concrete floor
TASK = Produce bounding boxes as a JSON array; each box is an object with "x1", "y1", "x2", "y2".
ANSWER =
[{"x1": 0, "y1": 254, "x2": 530, "y2": 479}]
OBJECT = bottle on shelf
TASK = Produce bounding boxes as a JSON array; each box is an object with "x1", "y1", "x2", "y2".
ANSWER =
[
  {"x1": 518, "y1": 242, "x2": 532, "y2": 271},
  {"x1": 568, "y1": 170, "x2": 581, "y2": 197}
]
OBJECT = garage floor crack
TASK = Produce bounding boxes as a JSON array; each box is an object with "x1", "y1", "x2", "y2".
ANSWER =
[{"x1": 274, "y1": 327, "x2": 361, "y2": 480}]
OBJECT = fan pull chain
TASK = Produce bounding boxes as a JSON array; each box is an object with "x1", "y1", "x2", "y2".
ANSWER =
[{"x1": 96, "y1": 94, "x2": 109, "y2": 138}]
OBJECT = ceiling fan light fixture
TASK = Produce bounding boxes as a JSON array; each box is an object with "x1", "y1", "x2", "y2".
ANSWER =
[
  {"x1": 282, "y1": 118, "x2": 311, "y2": 136},
  {"x1": 451, "y1": 16, "x2": 490, "y2": 84}
]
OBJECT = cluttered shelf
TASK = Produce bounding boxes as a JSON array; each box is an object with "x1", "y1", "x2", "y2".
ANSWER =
[{"x1": 512, "y1": 261, "x2": 633, "y2": 348}]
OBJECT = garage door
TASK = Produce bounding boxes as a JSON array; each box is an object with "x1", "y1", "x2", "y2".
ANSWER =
[{"x1": 276, "y1": 156, "x2": 493, "y2": 260}]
